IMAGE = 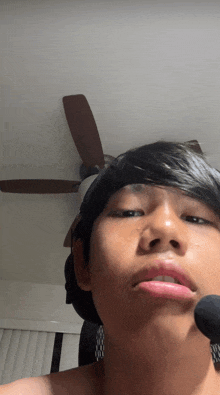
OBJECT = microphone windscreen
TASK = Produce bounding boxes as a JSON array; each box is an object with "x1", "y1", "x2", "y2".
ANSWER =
[{"x1": 194, "y1": 295, "x2": 220, "y2": 344}]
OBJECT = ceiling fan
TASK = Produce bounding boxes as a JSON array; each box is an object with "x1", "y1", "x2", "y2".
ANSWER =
[{"x1": 0, "y1": 94, "x2": 203, "y2": 247}]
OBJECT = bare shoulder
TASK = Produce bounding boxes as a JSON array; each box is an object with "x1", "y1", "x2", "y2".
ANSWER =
[
  {"x1": 47, "y1": 360, "x2": 104, "y2": 394},
  {"x1": 0, "y1": 361, "x2": 104, "y2": 395},
  {"x1": 0, "y1": 375, "x2": 52, "y2": 395}
]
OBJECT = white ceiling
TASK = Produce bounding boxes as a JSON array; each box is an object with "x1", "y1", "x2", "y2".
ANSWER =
[{"x1": 1, "y1": 0, "x2": 220, "y2": 286}]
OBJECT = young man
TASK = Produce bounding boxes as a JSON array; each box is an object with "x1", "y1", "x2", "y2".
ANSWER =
[{"x1": 1, "y1": 140, "x2": 220, "y2": 394}]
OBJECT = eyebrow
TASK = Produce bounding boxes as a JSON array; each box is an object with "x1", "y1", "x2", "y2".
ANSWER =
[
  {"x1": 124, "y1": 183, "x2": 190, "y2": 193},
  {"x1": 122, "y1": 184, "x2": 195, "y2": 201},
  {"x1": 123, "y1": 184, "x2": 147, "y2": 193}
]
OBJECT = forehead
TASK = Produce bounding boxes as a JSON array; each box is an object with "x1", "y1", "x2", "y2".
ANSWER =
[{"x1": 107, "y1": 184, "x2": 186, "y2": 203}]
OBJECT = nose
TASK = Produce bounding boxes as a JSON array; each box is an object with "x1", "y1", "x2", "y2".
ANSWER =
[{"x1": 139, "y1": 203, "x2": 188, "y2": 255}]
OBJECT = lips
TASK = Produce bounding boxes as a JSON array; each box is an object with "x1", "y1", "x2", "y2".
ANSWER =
[{"x1": 133, "y1": 260, "x2": 197, "y2": 292}]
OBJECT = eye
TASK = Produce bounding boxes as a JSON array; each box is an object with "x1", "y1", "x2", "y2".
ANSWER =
[
  {"x1": 110, "y1": 210, "x2": 144, "y2": 218},
  {"x1": 183, "y1": 216, "x2": 212, "y2": 225},
  {"x1": 110, "y1": 211, "x2": 213, "y2": 224}
]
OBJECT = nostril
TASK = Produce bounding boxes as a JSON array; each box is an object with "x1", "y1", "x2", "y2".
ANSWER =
[
  {"x1": 171, "y1": 240, "x2": 179, "y2": 248},
  {"x1": 150, "y1": 239, "x2": 160, "y2": 248},
  {"x1": 149, "y1": 239, "x2": 179, "y2": 248}
]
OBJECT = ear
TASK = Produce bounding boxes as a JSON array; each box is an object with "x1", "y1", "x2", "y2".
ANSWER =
[{"x1": 72, "y1": 238, "x2": 92, "y2": 292}]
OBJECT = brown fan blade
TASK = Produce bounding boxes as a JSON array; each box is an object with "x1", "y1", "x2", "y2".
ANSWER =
[
  {"x1": 185, "y1": 140, "x2": 203, "y2": 154},
  {"x1": 0, "y1": 180, "x2": 81, "y2": 194},
  {"x1": 63, "y1": 95, "x2": 105, "y2": 169}
]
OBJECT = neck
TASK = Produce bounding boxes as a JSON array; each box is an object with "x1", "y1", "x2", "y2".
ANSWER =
[{"x1": 98, "y1": 327, "x2": 220, "y2": 395}]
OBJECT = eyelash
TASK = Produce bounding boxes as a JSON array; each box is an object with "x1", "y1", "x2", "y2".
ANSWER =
[{"x1": 110, "y1": 210, "x2": 212, "y2": 225}]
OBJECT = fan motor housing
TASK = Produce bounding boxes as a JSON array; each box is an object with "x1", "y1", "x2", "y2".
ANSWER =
[{"x1": 79, "y1": 154, "x2": 115, "y2": 180}]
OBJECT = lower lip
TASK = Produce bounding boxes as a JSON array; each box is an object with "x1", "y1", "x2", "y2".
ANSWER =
[{"x1": 137, "y1": 281, "x2": 195, "y2": 300}]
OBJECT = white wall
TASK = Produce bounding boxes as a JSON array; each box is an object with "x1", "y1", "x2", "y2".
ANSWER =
[
  {"x1": 0, "y1": 280, "x2": 83, "y2": 333},
  {"x1": 1, "y1": 0, "x2": 220, "y2": 287},
  {"x1": 0, "y1": 279, "x2": 83, "y2": 381}
]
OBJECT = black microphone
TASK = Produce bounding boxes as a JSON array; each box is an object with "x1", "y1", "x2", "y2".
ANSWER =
[{"x1": 194, "y1": 295, "x2": 220, "y2": 344}]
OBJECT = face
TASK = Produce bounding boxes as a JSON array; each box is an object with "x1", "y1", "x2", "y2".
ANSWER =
[{"x1": 80, "y1": 184, "x2": 220, "y2": 335}]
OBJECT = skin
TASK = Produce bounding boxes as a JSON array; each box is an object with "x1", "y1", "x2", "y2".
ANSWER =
[{"x1": 74, "y1": 184, "x2": 220, "y2": 395}]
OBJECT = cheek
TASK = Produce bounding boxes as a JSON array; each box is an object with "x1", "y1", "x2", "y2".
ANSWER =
[
  {"x1": 187, "y1": 232, "x2": 220, "y2": 294},
  {"x1": 89, "y1": 223, "x2": 140, "y2": 302},
  {"x1": 90, "y1": 223, "x2": 138, "y2": 276},
  {"x1": 89, "y1": 224, "x2": 138, "y2": 325}
]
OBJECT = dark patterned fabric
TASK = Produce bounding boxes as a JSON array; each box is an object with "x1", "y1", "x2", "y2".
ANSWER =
[{"x1": 78, "y1": 321, "x2": 100, "y2": 366}]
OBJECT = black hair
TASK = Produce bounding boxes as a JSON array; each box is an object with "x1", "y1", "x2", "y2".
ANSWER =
[{"x1": 65, "y1": 139, "x2": 220, "y2": 324}]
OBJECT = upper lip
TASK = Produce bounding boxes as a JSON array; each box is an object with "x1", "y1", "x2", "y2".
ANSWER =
[{"x1": 133, "y1": 260, "x2": 197, "y2": 292}]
